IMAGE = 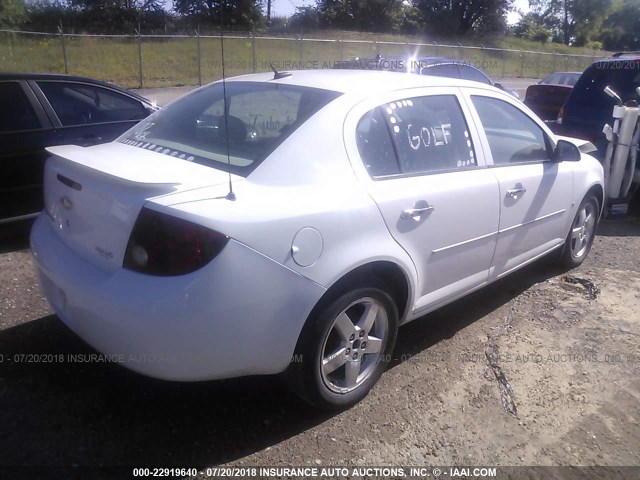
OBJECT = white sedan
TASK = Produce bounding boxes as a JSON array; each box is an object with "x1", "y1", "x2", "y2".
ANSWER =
[{"x1": 31, "y1": 70, "x2": 604, "y2": 409}]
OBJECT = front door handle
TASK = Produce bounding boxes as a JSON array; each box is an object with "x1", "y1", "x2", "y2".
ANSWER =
[
  {"x1": 506, "y1": 188, "x2": 527, "y2": 199},
  {"x1": 401, "y1": 205, "x2": 435, "y2": 219}
]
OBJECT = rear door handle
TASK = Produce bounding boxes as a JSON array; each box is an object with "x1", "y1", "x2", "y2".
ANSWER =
[
  {"x1": 401, "y1": 205, "x2": 435, "y2": 219},
  {"x1": 506, "y1": 188, "x2": 527, "y2": 199}
]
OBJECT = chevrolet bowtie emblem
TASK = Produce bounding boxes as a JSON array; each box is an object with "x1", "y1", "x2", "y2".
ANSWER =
[{"x1": 60, "y1": 196, "x2": 72, "y2": 210}]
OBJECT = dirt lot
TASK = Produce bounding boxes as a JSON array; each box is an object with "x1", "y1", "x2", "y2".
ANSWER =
[{"x1": 0, "y1": 212, "x2": 639, "y2": 477}]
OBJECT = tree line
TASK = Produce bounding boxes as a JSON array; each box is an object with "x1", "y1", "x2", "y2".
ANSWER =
[
  {"x1": 1, "y1": 0, "x2": 639, "y2": 50},
  {"x1": 514, "y1": 0, "x2": 640, "y2": 50}
]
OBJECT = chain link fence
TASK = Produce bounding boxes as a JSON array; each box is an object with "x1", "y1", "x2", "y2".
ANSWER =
[{"x1": 0, "y1": 29, "x2": 608, "y2": 89}]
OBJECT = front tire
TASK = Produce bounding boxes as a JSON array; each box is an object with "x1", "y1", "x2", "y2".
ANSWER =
[
  {"x1": 290, "y1": 285, "x2": 399, "y2": 410},
  {"x1": 559, "y1": 195, "x2": 599, "y2": 268}
]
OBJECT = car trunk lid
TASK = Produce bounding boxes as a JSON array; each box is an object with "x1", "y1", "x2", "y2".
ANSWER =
[{"x1": 43, "y1": 142, "x2": 238, "y2": 273}]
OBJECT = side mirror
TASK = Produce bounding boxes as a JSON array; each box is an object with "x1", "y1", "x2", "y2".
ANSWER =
[{"x1": 553, "y1": 139, "x2": 581, "y2": 162}]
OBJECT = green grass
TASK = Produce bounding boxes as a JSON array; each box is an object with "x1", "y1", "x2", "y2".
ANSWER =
[{"x1": 0, "y1": 30, "x2": 609, "y2": 89}]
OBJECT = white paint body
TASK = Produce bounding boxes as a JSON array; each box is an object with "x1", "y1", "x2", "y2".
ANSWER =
[{"x1": 31, "y1": 70, "x2": 604, "y2": 381}]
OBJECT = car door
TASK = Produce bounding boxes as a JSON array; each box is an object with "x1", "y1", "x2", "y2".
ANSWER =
[
  {"x1": 29, "y1": 80, "x2": 150, "y2": 148},
  {"x1": 464, "y1": 89, "x2": 573, "y2": 278},
  {"x1": 0, "y1": 80, "x2": 57, "y2": 222},
  {"x1": 346, "y1": 88, "x2": 500, "y2": 314}
]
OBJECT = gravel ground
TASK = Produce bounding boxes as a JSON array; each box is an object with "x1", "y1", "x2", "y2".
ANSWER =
[{"x1": 0, "y1": 208, "x2": 639, "y2": 477}]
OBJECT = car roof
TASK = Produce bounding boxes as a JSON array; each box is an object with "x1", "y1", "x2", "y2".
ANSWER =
[
  {"x1": 610, "y1": 51, "x2": 640, "y2": 58},
  {"x1": 339, "y1": 56, "x2": 473, "y2": 66},
  {"x1": 593, "y1": 55, "x2": 640, "y2": 64},
  {"x1": 333, "y1": 56, "x2": 494, "y2": 84},
  {"x1": 0, "y1": 72, "x2": 152, "y2": 104},
  {"x1": 545, "y1": 71, "x2": 582, "y2": 75},
  {"x1": 411, "y1": 56, "x2": 465, "y2": 64},
  {"x1": 222, "y1": 69, "x2": 498, "y2": 95}
]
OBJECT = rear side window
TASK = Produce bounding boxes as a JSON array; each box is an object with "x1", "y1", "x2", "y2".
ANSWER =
[
  {"x1": 421, "y1": 64, "x2": 460, "y2": 79},
  {"x1": 565, "y1": 73, "x2": 580, "y2": 86},
  {"x1": 357, "y1": 95, "x2": 477, "y2": 177},
  {"x1": 544, "y1": 72, "x2": 579, "y2": 85},
  {"x1": 356, "y1": 107, "x2": 399, "y2": 177},
  {"x1": 119, "y1": 82, "x2": 340, "y2": 177},
  {"x1": 0, "y1": 82, "x2": 41, "y2": 132},
  {"x1": 542, "y1": 73, "x2": 563, "y2": 84},
  {"x1": 472, "y1": 96, "x2": 550, "y2": 164},
  {"x1": 38, "y1": 81, "x2": 147, "y2": 126},
  {"x1": 459, "y1": 65, "x2": 491, "y2": 85}
]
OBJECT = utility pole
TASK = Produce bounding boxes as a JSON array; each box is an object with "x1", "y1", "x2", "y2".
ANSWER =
[{"x1": 267, "y1": 0, "x2": 272, "y2": 22}]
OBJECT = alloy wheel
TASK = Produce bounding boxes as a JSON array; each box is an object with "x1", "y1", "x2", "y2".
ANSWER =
[
  {"x1": 570, "y1": 200, "x2": 597, "y2": 259},
  {"x1": 319, "y1": 297, "x2": 389, "y2": 394}
]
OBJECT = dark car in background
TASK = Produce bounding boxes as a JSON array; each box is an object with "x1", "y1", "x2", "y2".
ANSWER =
[
  {"x1": 524, "y1": 71, "x2": 581, "y2": 122},
  {"x1": 558, "y1": 54, "x2": 640, "y2": 157},
  {"x1": 557, "y1": 53, "x2": 640, "y2": 208},
  {"x1": 0, "y1": 73, "x2": 158, "y2": 224},
  {"x1": 335, "y1": 55, "x2": 520, "y2": 98}
]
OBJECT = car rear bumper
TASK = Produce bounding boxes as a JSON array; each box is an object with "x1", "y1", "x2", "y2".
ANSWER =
[{"x1": 30, "y1": 214, "x2": 325, "y2": 381}]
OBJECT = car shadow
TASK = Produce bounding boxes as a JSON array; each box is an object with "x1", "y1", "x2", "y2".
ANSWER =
[
  {"x1": 0, "y1": 315, "x2": 329, "y2": 469},
  {"x1": 0, "y1": 219, "x2": 33, "y2": 254},
  {"x1": 596, "y1": 213, "x2": 640, "y2": 237},
  {"x1": 0, "y1": 259, "x2": 568, "y2": 471},
  {"x1": 390, "y1": 260, "x2": 567, "y2": 369}
]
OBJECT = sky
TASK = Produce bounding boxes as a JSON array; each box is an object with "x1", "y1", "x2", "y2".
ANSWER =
[{"x1": 268, "y1": 0, "x2": 531, "y2": 24}]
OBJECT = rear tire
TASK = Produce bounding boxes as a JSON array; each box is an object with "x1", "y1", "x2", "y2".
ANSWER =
[
  {"x1": 290, "y1": 284, "x2": 398, "y2": 410},
  {"x1": 559, "y1": 195, "x2": 599, "y2": 268}
]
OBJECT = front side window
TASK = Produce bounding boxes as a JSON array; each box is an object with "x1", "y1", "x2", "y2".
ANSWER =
[
  {"x1": 472, "y1": 96, "x2": 550, "y2": 165},
  {"x1": 0, "y1": 82, "x2": 40, "y2": 132},
  {"x1": 119, "y1": 82, "x2": 340, "y2": 176},
  {"x1": 356, "y1": 95, "x2": 477, "y2": 177},
  {"x1": 38, "y1": 81, "x2": 147, "y2": 126}
]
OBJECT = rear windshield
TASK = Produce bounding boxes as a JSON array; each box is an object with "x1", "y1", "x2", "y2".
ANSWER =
[
  {"x1": 542, "y1": 72, "x2": 579, "y2": 85},
  {"x1": 119, "y1": 82, "x2": 340, "y2": 176},
  {"x1": 571, "y1": 61, "x2": 640, "y2": 107}
]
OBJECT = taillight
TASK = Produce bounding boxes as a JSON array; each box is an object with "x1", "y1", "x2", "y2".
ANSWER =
[{"x1": 124, "y1": 207, "x2": 228, "y2": 276}]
